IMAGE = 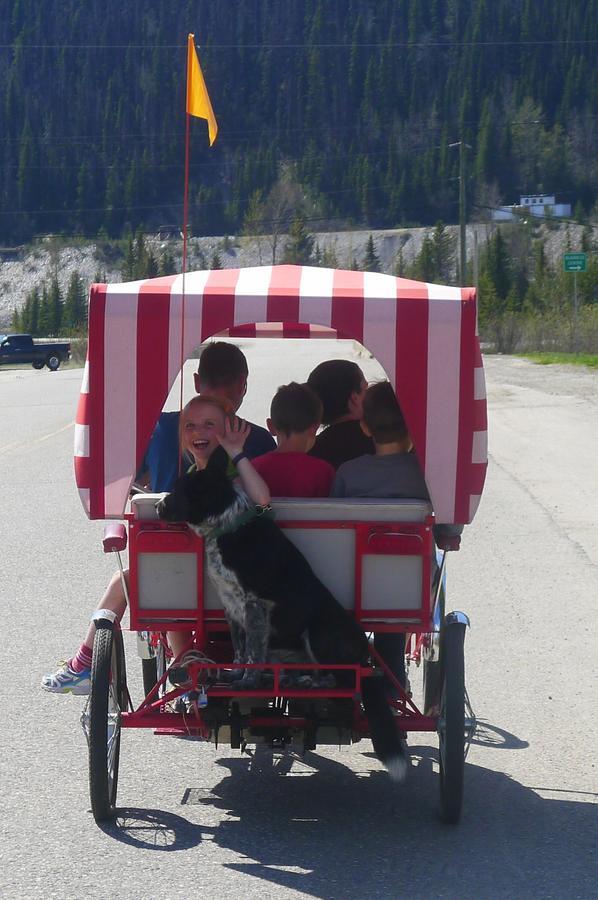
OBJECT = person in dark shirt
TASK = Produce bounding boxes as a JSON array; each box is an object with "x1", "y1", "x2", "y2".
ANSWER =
[
  {"x1": 252, "y1": 382, "x2": 335, "y2": 497},
  {"x1": 140, "y1": 341, "x2": 275, "y2": 491},
  {"x1": 307, "y1": 359, "x2": 374, "y2": 469}
]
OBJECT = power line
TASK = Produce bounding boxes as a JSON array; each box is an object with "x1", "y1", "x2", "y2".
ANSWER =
[
  {"x1": 2, "y1": 115, "x2": 595, "y2": 150},
  {"x1": 2, "y1": 142, "x2": 456, "y2": 172},
  {"x1": 0, "y1": 39, "x2": 596, "y2": 49},
  {"x1": 0, "y1": 172, "x2": 473, "y2": 219}
]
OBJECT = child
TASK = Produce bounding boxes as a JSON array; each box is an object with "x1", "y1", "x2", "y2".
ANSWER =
[
  {"x1": 307, "y1": 359, "x2": 373, "y2": 469},
  {"x1": 331, "y1": 381, "x2": 428, "y2": 501},
  {"x1": 41, "y1": 395, "x2": 270, "y2": 694},
  {"x1": 331, "y1": 381, "x2": 462, "y2": 692},
  {"x1": 252, "y1": 382, "x2": 335, "y2": 497},
  {"x1": 138, "y1": 342, "x2": 275, "y2": 492}
]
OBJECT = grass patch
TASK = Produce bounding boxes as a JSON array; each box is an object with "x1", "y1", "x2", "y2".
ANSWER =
[{"x1": 519, "y1": 352, "x2": 598, "y2": 368}]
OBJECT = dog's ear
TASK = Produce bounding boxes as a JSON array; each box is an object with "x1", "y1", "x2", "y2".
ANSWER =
[{"x1": 158, "y1": 467, "x2": 237, "y2": 525}]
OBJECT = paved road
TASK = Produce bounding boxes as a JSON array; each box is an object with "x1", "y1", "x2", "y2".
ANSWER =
[{"x1": 1, "y1": 348, "x2": 597, "y2": 900}]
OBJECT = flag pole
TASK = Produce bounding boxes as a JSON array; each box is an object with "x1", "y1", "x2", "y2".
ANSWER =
[
  {"x1": 182, "y1": 110, "x2": 191, "y2": 280},
  {"x1": 179, "y1": 34, "x2": 218, "y2": 431},
  {"x1": 178, "y1": 43, "x2": 192, "y2": 439}
]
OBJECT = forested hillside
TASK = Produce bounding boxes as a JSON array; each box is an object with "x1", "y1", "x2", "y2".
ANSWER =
[{"x1": 0, "y1": 0, "x2": 596, "y2": 244}]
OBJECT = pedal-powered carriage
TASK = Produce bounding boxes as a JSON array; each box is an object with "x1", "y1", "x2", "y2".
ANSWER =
[{"x1": 74, "y1": 264, "x2": 487, "y2": 825}]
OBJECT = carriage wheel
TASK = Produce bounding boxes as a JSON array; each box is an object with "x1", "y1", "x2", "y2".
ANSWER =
[
  {"x1": 89, "y1": 621, "x2": 126, "y2": 822},
  {"x1": 142, "y1": 658, "x2": 158, "y2": 697},
  {"x1": 423, "y1": 573, "x2": 445, "y2": 715},
  {"x1": 142, "y1": 640, "x2": 166, "y2": 699},
  {"x1": 423, "y1": 656, "x2": 441, "y2": 716},
  {"x1": 438, "y1": 621, "x2": 466, "y2": 824}
]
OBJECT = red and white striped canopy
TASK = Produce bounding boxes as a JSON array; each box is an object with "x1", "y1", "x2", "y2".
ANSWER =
[{"x1": 74, "y1": 264, "x2": 487, "y2": 523}]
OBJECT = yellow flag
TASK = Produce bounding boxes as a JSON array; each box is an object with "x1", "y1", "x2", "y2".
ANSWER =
[{"x1": 186, "y1": 34, "x2": 218, "y2": 146}]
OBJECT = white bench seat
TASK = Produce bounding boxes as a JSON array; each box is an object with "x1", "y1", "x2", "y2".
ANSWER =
[{"x1": 129, "y1": 494, "x2": 433, "y2": 625}]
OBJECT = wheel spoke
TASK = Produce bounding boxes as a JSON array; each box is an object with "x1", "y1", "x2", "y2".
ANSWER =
[
  {"x1": 80, "y1": 699, "x2": 91, "y2": 743},
  {"x1": 106, "y1": 713, "x2": 120, "y2": 786},
  {"x1": 106, "y1": 682, "x2": 122, "y2": 788}
]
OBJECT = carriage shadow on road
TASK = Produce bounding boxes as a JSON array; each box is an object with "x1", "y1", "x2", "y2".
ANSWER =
[
  {"x1": 102, "y1": 738, "x2": 596, "y2": 898},
  {"x1": 468, "y1": 719, "x2": 530, "y2": 750},
  {"x1": 99, "y1": 807, "x2": 204, "y2": 851},
  {"x1": 189, "y1": 743, "x2": 596, "y2": 899}
]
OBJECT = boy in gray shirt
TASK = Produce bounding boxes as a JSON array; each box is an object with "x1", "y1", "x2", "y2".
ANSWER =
[{"x1": 331, "y1": 381, "x2": 462, "y2": 692}]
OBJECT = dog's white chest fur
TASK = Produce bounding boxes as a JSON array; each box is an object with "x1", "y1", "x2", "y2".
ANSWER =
[
  {"x1": 188, "y1": 487, "x2": 273, "y2": 667},
  {"x1": 204, "y1": 540, "x2": 260, "y2": 627}
]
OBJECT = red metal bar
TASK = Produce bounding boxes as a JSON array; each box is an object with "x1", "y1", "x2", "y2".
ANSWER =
[{"x1": 121, "y1": 709, "x2": 438, "y2": 734}]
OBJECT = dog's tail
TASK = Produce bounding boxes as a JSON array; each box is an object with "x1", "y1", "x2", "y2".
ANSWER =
[{"x1": 361, "y1": 677, "x2": 409, "y2": 782}]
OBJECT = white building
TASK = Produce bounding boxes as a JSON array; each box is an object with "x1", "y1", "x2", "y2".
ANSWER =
[{"x1": 493, "y1": 194, "x2": 572, "y2": 221}]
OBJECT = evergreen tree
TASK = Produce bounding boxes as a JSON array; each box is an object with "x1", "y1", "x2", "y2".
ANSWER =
[
  {"x1": 47, "y1": 276, "x2": 63, "y2": 335},
  {"x1": 30, "y1": 288, "x2": 40, "y2": 335},
  {"x1": 63, "y1": 271, "x2": 87, "y2": 330},
  {"x1": 76, "y1": 161, "x2": 95, "y2": 234},
  {"x1": 210, "y1": 250, "x2": 223, "y2": 270},
  {"x1": 481, "y1": 229, "x2": 511, "y2": 300},
  {"x1": 362, "y1": 235, "x2": 381, "y2": 272},
  {"x1": 477, "y1": 270, "x2": 499, "y2": 330},
  {"x1": 318, "y1": 244, "x2": 339, "y2": 268},
  {"x1": 11, "y1": 307, "x2": 21, "y2": 331},
  {"x1": 20, "y1": 292, "x2": 33, "y2": 333},
  {"x1": 0, "y1": 1, "x2": 593, "y2": 244},
  {"x1": 38, "y1": 286, "x2": 52, "y2": 336},
  {"x1": 145, "y1": 250, "x2": 159, "y2": 278},
  {"x1": 430, "y1": 222, "x2": 456, "y2": 283},
  {"x1": 133, "y1": 230, "x2": 148, "y2": 279},
  {"x1": 474, "y1": 99, "x2": 496, "y2": 188},
  {"x1": 410, "y1": 235, "x2": 436, "y2": 282},
  {"x1": 394, "y1": 248, "x2": 406, "y2": 277},
  {"x1": 104, "y1": 168, "x2": 122, "y2": 237},
  {"x1": 159, "y1": 247, "x2": 176, "y2": 276},
  {"x1": 282, "y1": 214, "x2": 315, "y2": 265},
  {"x1": 574, "y1": 200, "x2": 586, "y2": 224},
  {"x1": 122, "y1": 236, "x2": 135, "y2": 281}
]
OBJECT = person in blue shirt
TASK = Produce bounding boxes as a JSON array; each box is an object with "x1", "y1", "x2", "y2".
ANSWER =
[{"x1": 140, "y1": 341, "x2": 275, "y2": 491}]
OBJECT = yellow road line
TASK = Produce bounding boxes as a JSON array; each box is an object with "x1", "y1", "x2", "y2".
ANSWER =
[{"x1": 0, "y1": 421, "x2": 74, "y2": 454}]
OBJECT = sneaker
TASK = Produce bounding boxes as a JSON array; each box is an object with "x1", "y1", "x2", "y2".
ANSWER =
[
  {"x1": 41, "y1": 662, "x2": 91, "y2": 695},
  {"x1": 388, "y1": 739, "x2": 411, "y2": 783}
]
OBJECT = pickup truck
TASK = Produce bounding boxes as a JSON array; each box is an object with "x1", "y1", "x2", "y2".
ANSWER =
[{"x1": 0, "y1": 333, "x2": 71, "y2": 370}]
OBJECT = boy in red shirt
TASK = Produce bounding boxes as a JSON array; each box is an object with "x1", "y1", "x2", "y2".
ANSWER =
[{"x1": 252, "y1": 382, "x2": 335, "y2": 497}]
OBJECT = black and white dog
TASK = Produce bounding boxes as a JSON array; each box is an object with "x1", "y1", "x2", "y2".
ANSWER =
[{"x1": 157, "y1": 467, "x2": 407, "y2": 780}]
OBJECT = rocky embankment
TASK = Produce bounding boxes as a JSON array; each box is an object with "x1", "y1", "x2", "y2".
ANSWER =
[{"x1": 0, "y1": 222, "x2": 587, "y2": 329}]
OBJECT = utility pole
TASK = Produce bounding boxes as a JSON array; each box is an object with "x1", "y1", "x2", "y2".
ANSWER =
[{"x1": 449, "y1": 140, "x2": 471, "y2": 285}]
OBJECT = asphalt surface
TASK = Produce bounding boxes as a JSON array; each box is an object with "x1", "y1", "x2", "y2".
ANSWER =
[{"x1": 1, "y1": 346, "x2": 597, "y2": 900}]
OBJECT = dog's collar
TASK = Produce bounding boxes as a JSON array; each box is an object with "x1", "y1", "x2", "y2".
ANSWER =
[{"x1": 206, "y1": 504, "x2": 275, "y2": 540}]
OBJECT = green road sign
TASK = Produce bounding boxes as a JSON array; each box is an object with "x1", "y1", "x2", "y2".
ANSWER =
[{"x1": 564, "y1": 252, "x2": 587, "y2": 272}]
